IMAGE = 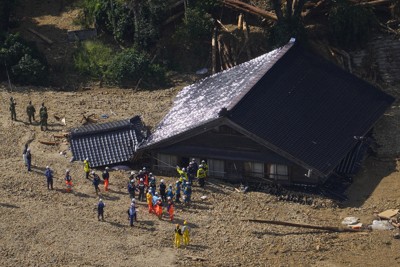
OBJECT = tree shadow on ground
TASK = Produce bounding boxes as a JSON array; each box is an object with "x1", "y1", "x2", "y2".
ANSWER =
[
  {"x1": 342, "y1": 157, "x2": 397, "y2": 208},
  {"x1": 107, "y1": 221, "x2": 126, "y2": 228}
]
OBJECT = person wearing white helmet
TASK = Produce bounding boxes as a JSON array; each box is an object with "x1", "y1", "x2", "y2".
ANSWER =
[
  {"x1": 102, "y1": 167, "x2": 110, "y2": 191},
  {"x1": 197, "y1": 164, "x2": 206, "y2": 188},
  {"x1": 127, "y1": 201, "x2": 137, "y2": 226},
  {"x1": 138, "y1": 177, "x2": 145, "y2": 202},
  {"x1": 83, "y1": 158, "x2": 90, "y2": 179},
  {"x1": 176, "y1": 165, "x2": 188, "y2": 183},
  {"x1": 44, "y1": 165, "x2": 53, "y2": 190},
  {"x1": 175, "y1": 180, "x2": 182, "y2": 203},
  {"x1": 97, "y1": 198, "x2": 105, "y2": 221},
  {"x1": 128, "y1": 179, "x2": 136, "y2": 200},
  {"x1": 159, "y1": 179, "x2": 167, "y2": 202}
]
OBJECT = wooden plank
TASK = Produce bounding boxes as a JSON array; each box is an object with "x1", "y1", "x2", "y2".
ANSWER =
[
  {"x1": 39, "y1": 140, "x2": 60, "y2": 145},
  {"x1": 27, "y1": 28, "x2": 53, "y2": 45},
  {"x1": 244, "y1": 219, "x2": 364, "y2": 232},
  {"x1": 378, "y1": 209, "x2": 399, "y2": 220}
]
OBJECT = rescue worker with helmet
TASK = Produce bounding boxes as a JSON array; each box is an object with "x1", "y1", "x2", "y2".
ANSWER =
[
  {"x1": 197, "y1": 164, "x2": 206, "y2": 187},
  {"x1": 102, "y1": 167, "x2": 110, "y2": 191},
  {"x1": 83, "y1": 158, "x2": 90, "y2": 179},
  {"x1": 174, "y1": 224, "x2": 183, "y2": 248},
  {"x1": 65, "y1": 169, "x2": 73, "y2": 192},
  {"x1": 146, "y1": 190, "x2": 153, "y2": 213},
  {"x1": 182, "y1": 220, "x2": 190, "y2": 246}
]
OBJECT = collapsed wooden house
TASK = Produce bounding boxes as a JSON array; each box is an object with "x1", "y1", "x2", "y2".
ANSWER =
[{"x1": 137, "y1": 40, "x2": 394, "y2": 184}]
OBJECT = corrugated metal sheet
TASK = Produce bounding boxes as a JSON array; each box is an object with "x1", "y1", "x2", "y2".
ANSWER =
[
  {"x1": 141, "y1": 41, "x2": 295, "y2": 148},
  {"x1": 230, "y1": 45, "x2": 394, "y2": 176},
  {"x1": 70, "y1": 116, "x2": 147, "y2": 167}
]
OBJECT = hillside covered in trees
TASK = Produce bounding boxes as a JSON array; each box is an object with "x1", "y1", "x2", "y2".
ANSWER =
[{"x1": 1, "y1": 0, "x2": 399, "y2": 89}]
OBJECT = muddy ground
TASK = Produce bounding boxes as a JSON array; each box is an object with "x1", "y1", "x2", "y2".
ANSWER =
[{"x1": 1, "y1": 0, "x2": 400, "y2": 266}]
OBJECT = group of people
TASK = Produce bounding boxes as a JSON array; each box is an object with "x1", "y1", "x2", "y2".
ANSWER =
[
  {"x1": 9, "y1": 97, "x2": 48, "y2": 130},
  {"x1": 36, "y1": 156, "x2": 197, "y2": 246}
]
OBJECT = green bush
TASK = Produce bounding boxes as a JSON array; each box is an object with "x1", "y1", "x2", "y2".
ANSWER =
[
  {"x1": 328, "y1": 0, "x2": 377, "y2": 49},
  {"x1": 0, "y1": 33, "x2": 48, "y2": 85},
  {"x1": 73, "y1": 40, "x2": 113, "y2": 78},
  {"x1": 105, "y1": 48, "x2": 166, "y2": 87},
  {"x1": 11, "y1": 54, "x2": 47, "y2": 85}
]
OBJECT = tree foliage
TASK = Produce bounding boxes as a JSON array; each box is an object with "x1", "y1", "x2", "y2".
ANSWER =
[
  {"x1": 328, "y1": 0, "x2": 377, "y2": 49},
  {"x1": 0, "y1": 33, "x2": 48, "y2": 85}
]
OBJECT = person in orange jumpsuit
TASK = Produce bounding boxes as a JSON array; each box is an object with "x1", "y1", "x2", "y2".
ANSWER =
[
  {"x1": 102, "y1": 167, "x2": 110, "y2": 191},
  {"x1": 65, "y1": 169, "x2": 73, "y2": 192},
  {"x1": 155, "y1": 198, "x2": 163, "y2": 220},
  {"x1": 146, "y1": 190, "x2": 153, "y2": 213},
  {"x1": 167, "y1": 197, "x2": 174, "y2": 221}
]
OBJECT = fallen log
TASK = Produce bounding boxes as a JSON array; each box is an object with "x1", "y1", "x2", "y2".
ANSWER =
[
  {"x1": 39, "y1": 140, "x2": 60, "y2": 146},
  {"x1": 223, "y1": 0, "x2": 278, "y2": 21},
  {"x1": 244, "y1": 219, "x2": 365, "y2": 232},
  {"x1": 27, "y1": 28, "x2": 53, "y2": 45}
]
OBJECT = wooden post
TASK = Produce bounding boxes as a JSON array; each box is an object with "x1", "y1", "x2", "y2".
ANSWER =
[
  {"x1": 243, "y1": 19, "x2": 252, "y2": 60},
  {"x1": 238, "y1": 13, "x2": 243, "y2": 30},
  {"x1": 212, "y1": 26, "x2": 218, "y2": 74}
]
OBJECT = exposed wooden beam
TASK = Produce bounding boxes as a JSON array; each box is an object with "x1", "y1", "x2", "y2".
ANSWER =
[{"x1": 223, "y1": 0, "x2": 278, "y2": 21}]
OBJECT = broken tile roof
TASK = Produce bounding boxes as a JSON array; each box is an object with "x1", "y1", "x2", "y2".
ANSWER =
[
  {"x1": 70, "y1": 116, "x2": 147, "y2": 167},
  {"x1": 141, "y1": 40, "x2": 295, "y2": 148}
]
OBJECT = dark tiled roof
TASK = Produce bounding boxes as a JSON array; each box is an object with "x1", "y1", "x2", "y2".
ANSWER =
[
  {"x1": 70, "y1": 116, "x2": 147, "y2": 167},
  {"x1": 229, "y1": 44, "x2": 395, "y2": 176},
  {"x1": 141, "y1": 41, "x2": 295, "y2": 148}
]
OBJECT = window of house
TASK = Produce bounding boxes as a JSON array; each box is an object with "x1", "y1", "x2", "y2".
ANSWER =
[
  {"x1": 269, "y1": 164, "x2": 289, "y2": 181},
  {"x1": 157, "y1": 153, "x2": 177, "y2": 170},
  {"x1": 209, "y1": 159, "x2": 225, "y2": 177},
  {"x1": 244, "y1": 162, "x2": 264, "y2": 178}
]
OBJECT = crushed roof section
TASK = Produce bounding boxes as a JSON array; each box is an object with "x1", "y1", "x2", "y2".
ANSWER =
[
  {"x1": 141, "y1": 41, "x2": 295, "y2": 148},
  {"x1": 70, "y1": 116, "x2": 147, "y2": 167}
]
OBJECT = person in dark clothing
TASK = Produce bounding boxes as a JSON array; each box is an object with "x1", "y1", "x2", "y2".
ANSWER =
[
  {"x1": 138, "y1": 178, "x2": 145, "y2": 202},
  {"x1": 9, "y1": 97, "x2": 16, "y2": 121},
  {"x1": 97, "y1": 199, "x2": 105, "y2": 221},
  {"x1": 159, "y1": 179, "x2": 167, "y2": 202},
  {"x1": 26, "y1": 148, "x2": 32, "y2": 172},
  {"x1": 39, "y1": 103, "x2": 48, "y2": 131},
  {"x1": 26, "y1": 101, "x2": 36, "y2": 124},
  {"x1": 128, "y1": 179, "x2": 136, "y2": 199},
  {"x1": 44, "y1": 166, "x2": 53, "y2": 190},
  {"x1": 91, "y1": 171, "x2": 101, "y2": 195},
  {"x1": 186, "y1": 162, "x2": 196, "y2": 184}
]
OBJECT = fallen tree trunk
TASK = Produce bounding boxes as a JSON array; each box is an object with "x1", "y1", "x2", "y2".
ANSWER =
[
  {"x1": 28, "y1": 28, "x2": 53, "y2": 45},
  {"x1": 349, "y1": 0, "x2": 393, "y2": 6},
  {"x1": 223, "y1": 0, "x2": 278, "y2": 21},
  {"x1": 244, "y1": 219, "x2": 365, "y2": 232}
]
